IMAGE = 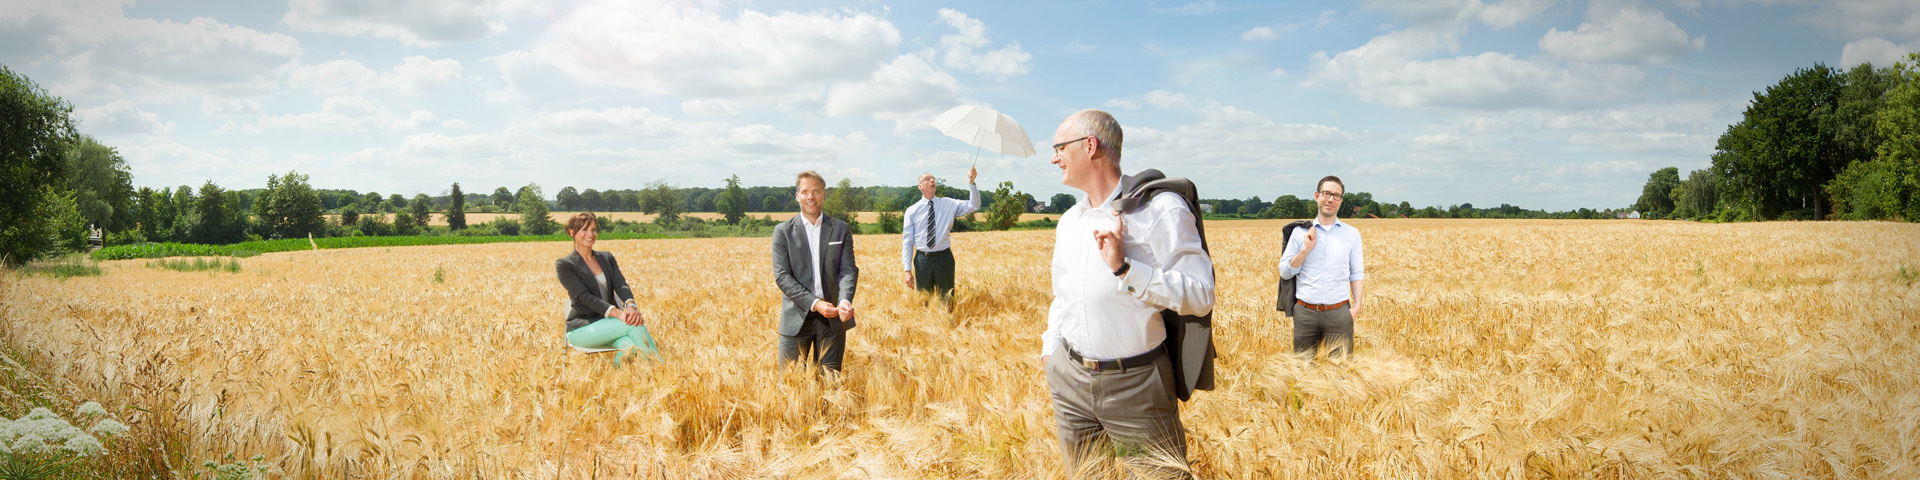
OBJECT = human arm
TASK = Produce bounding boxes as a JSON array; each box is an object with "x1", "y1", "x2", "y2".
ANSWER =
[
  {"x1": 900, "y1": 202, "x2": 917, "y2": 273},
  {"x1": 1348, "y1": 231, "x2": 1365, "y2": 319},
  {"x1": 603, "y1": 253, "x2": 645, "y2": 325},
  {"x1": 1114, "y1": 193, "x2": 1215, "y2": 316},
  {"x1": 1278, "y1": 225, "x2": 1308, "y2": 279},
  {"x1": 836, "y1": 221, "x2": 859, "y2": 307},
  {"x1": 956, "y1": 180, "x2": 981, "y2": 216}
]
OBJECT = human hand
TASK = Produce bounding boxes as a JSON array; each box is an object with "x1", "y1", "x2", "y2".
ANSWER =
[
  {"x1": 1092, "y1": 213, "x2": 1126, "y2": 272},
  {"x1": 837, "y1": 300, "x2": 855, "y2": 322},
  {"x1": 621, "y1": 308, "x2": 646, "y2": 326},
  {"x1": 1348, "y1": 304, "x2": 1362, "y2": 321},
  {"x1": 904, "y1": 271, "x2": 915, "y2": 289},
  {"x1": 1300, "y1": 227, "x2": 1318, "y2": 255},
  {"x1": 968, "y1": 166, "x2": 977, "y2": 185},
  {"x1": 813, "y1": 299, "x2": 840, "y2": 318}
]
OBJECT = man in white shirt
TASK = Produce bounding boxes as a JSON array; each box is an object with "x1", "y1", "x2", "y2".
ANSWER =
[
  {"x1": 1040, "y1": 109, "x2": 1214, "y2": 477},
  {"x1": 900, "y1": 167, "x2": 980, "y2": 305},
  {"x1": 1278, "y1": 175, "x2": 1365, "y2": 358}
]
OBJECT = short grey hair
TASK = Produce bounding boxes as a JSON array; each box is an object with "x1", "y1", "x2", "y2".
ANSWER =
[{"x1": 1071, "y1": 109, "x2": 1123, "y2": 167}]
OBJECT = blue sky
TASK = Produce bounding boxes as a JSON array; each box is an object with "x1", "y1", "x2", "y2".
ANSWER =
[{"x1": 4, "y1": 0, "x2": 1916, "y2": 211}]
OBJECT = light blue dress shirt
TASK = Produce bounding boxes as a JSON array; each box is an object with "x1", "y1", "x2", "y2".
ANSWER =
[{"x1": 1277, "y1": 218, "x2": 1364, "y2": 305}]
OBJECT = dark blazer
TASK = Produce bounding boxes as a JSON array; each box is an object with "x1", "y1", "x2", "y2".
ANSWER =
[
  {"x1": 557, "y1": 250, "x2": 634, "y2": 331},
  {"x1": 771, "y1": 213, "x2": 859, "y2": 336}
]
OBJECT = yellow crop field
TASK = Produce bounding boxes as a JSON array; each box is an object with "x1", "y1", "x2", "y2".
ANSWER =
[
  {"x1": 338, "y1": 211, "x2": 1062, "y2": 227},
  {"x1": 3, "y1": 219, "x2": 1916, "y2": 478}
]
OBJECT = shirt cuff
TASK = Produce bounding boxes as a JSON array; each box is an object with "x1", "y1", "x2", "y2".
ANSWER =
[
  {"x1": 1117, "y1": 259, "x2": 1151, "y2": 298},
  {"x1": 1041, "y1": 337, "x2": 1061, "y2": 359}
]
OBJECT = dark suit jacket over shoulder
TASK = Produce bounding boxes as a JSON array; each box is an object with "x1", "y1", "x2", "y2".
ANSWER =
[
  {"x1": 557, "y1": 250, "x2": 633, "y2": 331},
  {"x1": 771, "y1": 213, "x2": 859, "y2": 336}
]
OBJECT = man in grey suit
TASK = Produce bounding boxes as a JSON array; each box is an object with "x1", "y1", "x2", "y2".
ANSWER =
[{"x1": 771, "y1": 170, "x2": 860, "y2": 371}]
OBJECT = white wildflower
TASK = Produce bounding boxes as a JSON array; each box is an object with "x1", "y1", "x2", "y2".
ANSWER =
[
  {"x1": 62, "y1": 433, "x2": 105, "y2": 456},
  {"x1": 24, "y1": 407, "x2": 57, "y2": 421},
  {"x1": 91, "y1": 418, "x2": 129, "y2": 437},
  {"x1": 12, "y1": 432, "x2": 48, "y2": 453},
  {"x1": 77, "y1": 401, "x2": 109, "y2": 417}
]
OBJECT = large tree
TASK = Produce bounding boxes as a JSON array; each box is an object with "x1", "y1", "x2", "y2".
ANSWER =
[
  {"x1": 1878, "y1": 53, "x2": 1920, "y2": 220},
  {"x1": 492, "y1": 186, "x2": 514, "y2": 208},
  {"x1": 193, "y1": 181, "x2": 246, "y2": 244},
  {"x1": 410, "y1": 194, "x2": 433, "y2": 229},
  {"x1": 639, "y1": 180, "x2": 681, "y2": 224},
  {"x1": 1, "y1": 66, "x2": 80, "y2": 265},
  {"x1": 1671, "y1": 169, "x2": 1718, "y2": 220},
  {"x1": 1635, "y1": 167, "x2": 1682, "y2": 218},
  {"x1": 985, "y1": 181, "x2": 1028, "y2": 230},
  {"x1": 447, "y1": 182, "x2": 467, "y2": 230},
  {"x1": 518, "y1": 184, "x2": 555, "y2": 235},
  {"x1": 715, "y1": 175, "x2": 747, "y2": 224},
  {"x1": 256, "y1": 170, "x2": 325, "y2": 239},
  {"x1": 580, "y1": 188, "x2": 602, "y2": 212},
  {"x1": 1714, "y1": 64, "x2": 1849, "y2": 220},
  {"x1": 1046, "y1": 193, "x2": 1076, "y2": 214},
  {"x1": 65, "y1": 136, "x2": 135, "y2": 233},
  {"x1": 555, "y1": 186, "x2": 581, "y2": 211}
]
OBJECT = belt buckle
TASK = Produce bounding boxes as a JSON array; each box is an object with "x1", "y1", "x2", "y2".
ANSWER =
[{"x1": 1080, "y1": 358, "x2": 1100, "y2": 370}]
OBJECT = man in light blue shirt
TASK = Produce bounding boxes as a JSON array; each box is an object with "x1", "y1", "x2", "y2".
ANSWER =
[
  {"x1": 1278, "y1": 175, "x2": 1366, "y2": 358},
  {"x1": 900, "y1": 167, "x2": 979, "y2": 304}
]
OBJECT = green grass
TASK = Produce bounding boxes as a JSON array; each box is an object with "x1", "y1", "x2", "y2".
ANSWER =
[
  {"x1": 146, "y1": 257, "x2": 242, "y2": 273},
  {"x1": 16, "y1": 254, "x2": 102, "y2": 279},
  {"x1": 91, "y1": 232, "x2": 682, "y2": 261}
]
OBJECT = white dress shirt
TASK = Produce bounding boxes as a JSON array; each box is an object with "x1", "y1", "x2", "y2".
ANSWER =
[
  {"x1": 1277, "y1": 218, "x2": 1364, "y2": 305},
  {"x1": 1041, "y1": 179, "x2": 1215, "y2": 360},
  {"x1": 802, "y1": 213, "x2": 824, "y2": 299},
  {"x1": 899, "y1": 183, "x2": 982, "y2": 271}
]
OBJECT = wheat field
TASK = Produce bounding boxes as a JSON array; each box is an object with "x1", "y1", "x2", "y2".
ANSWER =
[{"x1": 2, "y1": 219, "x2": 1916, "y2": 478}]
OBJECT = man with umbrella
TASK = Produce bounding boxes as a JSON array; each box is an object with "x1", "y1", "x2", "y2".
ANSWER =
[{"x1": 900, "y1": 167, "x2": 980, "y2": 304}]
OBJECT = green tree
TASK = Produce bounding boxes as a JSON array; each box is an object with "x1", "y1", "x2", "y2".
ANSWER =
[
  {"x1": 193, "y1": 181, "x2": 245, "y2": 244},
  {"x1": 492, "y1": 186, "x2": 514, "y2": 207},
  {"x1": 1, "y1": 65, "x2": 79, "y2": 265},
  {"x1": 556, "y1": 186, "x2": 581, "y2": 211},
  {"x1": 716, "y1": 174, "x2": 748, "y2": 224},
  {"x1": 410, "y1": 193, "x2": 432, "y2": 229},
  {"x1": 258, "y1": 171, "x2": 325, "y2": 239},
  {"x1": 581, "y1": 188, "x2": 602, "y2": 212},
  {"x1": 1635, "y1": 167, "x2": 1682, "y2": 218},
  {"x1": 1671, "y1": 169, "x2": 1718, "y2": 220},
  {"x1": 761, "y1": 194, "x2": 787, "y2": 212},
  {"x1": 1872, "y1": 52, "x2": 1920, "y2": 221},
  {"x1": 639, "y1": 180, "x2": 682, "y2": 225},
  {"x1": 64, "y1": 136, "x2": 135, "y2": 233},
  {"x1": 985, "y1": 181, "x2": 1027, "y2": 231},
  {"x1": 824, "y1": 178, "x2": 866, "y2": 233},
  {"x1": 1714, "y1": 64, "x2": 1848, "y2": 220},
  {"x1": 361, "y1": 192, "x2": 383, "y2": 212},
  {"x1": 388, "y1": 193, "x2": 407, "y2": 211},
  {"x1": 518, "y1": 183, "x2": 556, "y2": 235},
  {"x1": 1047, "y1": 193, "x2": 1076, "y2": 213},
  {"x1": 339, "y1": 203, "x2": 361, "y2": 226},
  {"x1": 447, "y1": 182, "x2": 467, "y2": 230}
]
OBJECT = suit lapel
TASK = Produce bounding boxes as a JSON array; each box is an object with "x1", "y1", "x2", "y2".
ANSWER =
[
  {"x1": 791, "y1": 216, "x2": 814, "y2": 286},
  {"x1": 820, "y1": 217, "x2": 838, "y2": 302},
  {"x1": 571, "y1": 251, "x2": 611, "y2": 304}
]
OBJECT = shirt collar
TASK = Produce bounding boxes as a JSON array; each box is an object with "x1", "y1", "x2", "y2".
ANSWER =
[
  {"x1": 801, "y1": 213, "x2": 823, "y2": 227},
  {"x1": 1313, "y1": 217, "x2": 1345, "y2": 230},
  {"x1": 1085, "y1": 174, "x2": 1130, "y2": 212}
]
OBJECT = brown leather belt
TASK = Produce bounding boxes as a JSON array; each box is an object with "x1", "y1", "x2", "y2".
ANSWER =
[
  {"x1": 1066, "y1": 344, "x2": 1165, "y2": 371},
  {"x1": 1296, "y1": 299, "x2": 1350, "y2": 311}
]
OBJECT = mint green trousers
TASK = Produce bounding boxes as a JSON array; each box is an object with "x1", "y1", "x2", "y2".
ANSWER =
[{"x1": 566, "y1": 318, "x2": 660, "y2": 363}]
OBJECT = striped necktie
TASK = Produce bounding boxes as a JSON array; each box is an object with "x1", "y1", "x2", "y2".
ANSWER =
[{"x1": 924, "y1": 200, "x2": 936, "y2": 249}]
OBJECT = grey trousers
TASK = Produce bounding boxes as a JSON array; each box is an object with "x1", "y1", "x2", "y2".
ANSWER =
[
  {"x1": 913, "y1": 249, "x2": 955, "y2": 302},
  {"x1": 1292, "y1": 304, "x2": 1353, "y2": 358},
  {"x1": 777, "y1": 314, "x2": 845, "y2": 371},
  {"x1": 1045, "y1": 349, "x2": 1188, "y2": 478}
]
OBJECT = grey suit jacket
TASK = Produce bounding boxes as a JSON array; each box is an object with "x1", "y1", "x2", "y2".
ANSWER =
[
  {"x1": 557, "y1": 250, "x2": 633, "y2": 331},
  {"x1": 771, "y1": 213, "x2": 859, "y2": 336}
]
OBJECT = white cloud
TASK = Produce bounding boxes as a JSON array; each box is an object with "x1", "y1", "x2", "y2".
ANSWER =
[
  {"x1": 1411, "y1": 133, "x2": 1473, "y2": 150},
  {"x1": 1173, "y1": 2, "x2": 1222, "y2": 15},
  {"x1": 392, "y1": 110, "x2": 439, "y2": 130},
  {"x1": 1269, "y1": 67, "x2": 1289, "y2": 78},
  {"x1": 1794, "y1": 1, "x2": 1920, "y2": 42},
  {"x1": 1840, "y1": 38, "x2": 1916, "y2": 69},
  {"x1": 519, "y1": 107, "x2": 680, "y2": 139},
  {"x1": 74, "y1": 99, "x2": 175, "y2": 138},
  {"x1": 289, "y1": 56, "x2": 463, "y2": 95},
  {"x1": 531, "y1": 2, "x2": 900, "y2": 101},
  {"x1": 1542, "y1": 103, "x2": 1721, "y2": 133},
  {"x1": 937, "y1": 9, "x2": 1031, "y2": 79},
  {"x1": 43, "y1": 12, "x2": 301, "y2": 100},
  {"x1": 200, "y1": 98, "x2": 262, "y2": 117},
  {"x1": 401, "y1": 133, "x2": 509, "y2": 158},
  {"x1": 1540, "y1": 6, "x2": 1702, "y2": 65},
  {"x1": 823, "y1": 52, "x2": 965, "y2": 122},
  {"x1": 281, "y1": 0, "x2": 533, "y2": 46},
  {"x1": 1458, "y1": 117, "x2": 1512, "y2": 134},
  {"x1": 1567, "y1": 132, "x2": 1713, "y2": 156},
  {"x1": 223, "y1": 96, "x2": 391, "y2": 134},
  {"x1": 1241, "y1": 26, "x2": 1279, "y2": 42},
  {"x1": 1361, "y1": 0, "x2": 1555, "y2": 30},
  {"x1": 1309, "y1": 29, "x2": 1647, "y2": 111},
  {"x1": 1104, "y1": 99, "x2": 1144, "y2": 110},
  {"x1": 1143, "y1": 90, "x2": 1193, "y2": 110}
]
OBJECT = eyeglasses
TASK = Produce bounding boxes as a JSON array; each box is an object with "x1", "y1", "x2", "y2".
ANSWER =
[
  {"x1": 1317, "y1": 190, "x2": 1343, "y2": 199},
  {"x1": 1052, "y1": 136, "x2": 1090, "y2": 154}
]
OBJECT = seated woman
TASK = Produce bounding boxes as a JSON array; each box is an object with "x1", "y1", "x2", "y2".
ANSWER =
[{"x1": 556, "y1": 212, "x2": 659, "y2": 363}]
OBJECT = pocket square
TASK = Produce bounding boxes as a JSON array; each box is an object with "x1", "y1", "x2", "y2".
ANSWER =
[{"x1": 829, "y1": 241, "x2": 843, "y2": 245}]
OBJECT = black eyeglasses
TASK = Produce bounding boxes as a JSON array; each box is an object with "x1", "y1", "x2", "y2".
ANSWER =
[
  {"x1": 1052, "y1": 136, "x2": 1090, "y2": 154},
  {"x1": 1317, "y1": 190, "x2": 1343, "y2": 198}
]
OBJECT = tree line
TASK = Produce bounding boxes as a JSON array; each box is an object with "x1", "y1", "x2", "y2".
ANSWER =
[{"x1": 1636, "y1": 53, "x2": 1919, "y2": 222}]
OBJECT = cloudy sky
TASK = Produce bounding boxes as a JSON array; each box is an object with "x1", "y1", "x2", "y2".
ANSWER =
[{"x1": 4, "y1": 0, "x2": 1916, "y2": 211}]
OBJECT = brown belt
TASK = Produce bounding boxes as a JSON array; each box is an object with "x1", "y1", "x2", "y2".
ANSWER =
[{"x1": 1296, "y1": 299, "x2": 1349, "y2": 311}]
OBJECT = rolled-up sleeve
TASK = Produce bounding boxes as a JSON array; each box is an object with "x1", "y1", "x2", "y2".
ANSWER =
[
  {"x1": 1348, "y1": 230, "x2": 1365, "y2": 281},
  {"x1": 1277, "y1": 226, "x2": 1305, "y2": 280}
]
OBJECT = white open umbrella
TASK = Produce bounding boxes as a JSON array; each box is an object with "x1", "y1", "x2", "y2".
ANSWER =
[{"x1": 930, "y1": 105, "x2": 1036, "y2": 166}]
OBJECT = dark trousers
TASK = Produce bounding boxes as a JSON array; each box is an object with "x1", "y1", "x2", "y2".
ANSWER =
[
  {"x1": 1293, "y1": 304, "x2": 1354, "y2": 358},
  {"x1": 1045, "y1": 348, "x2": 1188, "y2": 478},
  {"x1": 913, "y1": 248, "x2": 956, "y2": 302},
  {"x1": 777, "y1": 314, "x2": 845, "y2": 371}
]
